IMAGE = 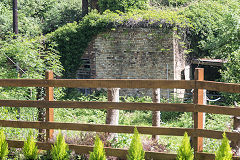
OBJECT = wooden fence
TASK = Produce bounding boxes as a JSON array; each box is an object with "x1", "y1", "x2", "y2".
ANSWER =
[{"x1": 0, "y1": 68, "x2": 240, "y2": 159}]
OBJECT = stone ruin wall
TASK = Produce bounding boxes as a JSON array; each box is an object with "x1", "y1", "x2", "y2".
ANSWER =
[{"x1": 78, "y1": 27, "x2": 188, "y2": 98}]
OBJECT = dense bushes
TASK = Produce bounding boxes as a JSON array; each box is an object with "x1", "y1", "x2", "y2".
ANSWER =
[
  {"x1": 182, "y1": 0, "x2": 240, "y2": 104},
  {"x1": 0, "y1": 0, "x2": 82, "y2": 38},
  {"x1": 41, "y1": 0, "x2": 82, "y2": 33},
  {"x1": 98, "y1": 0, "x2": 148, "y2": 12},
  {"x1": 183, "y1": 0, "x2": 240, "y2": 58},
  {"x1": 0, "y1": 36, "x2": 63, "y2": 100},
  {"x1": 220, "y1": 49, "x2": 240, "y2": 103}
]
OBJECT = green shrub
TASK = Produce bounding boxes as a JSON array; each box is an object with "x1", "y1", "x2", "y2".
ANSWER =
[
  {"x1": 215, "y1": 132, "x2": 232, "y2": 160},
  {"x1": 168, "y1": 0, "x2": 194, "y2": 6},
  {"x1": 89, "y1": 135, "x2": 106, "y2": 160},
  {"x1": 176, "y1": 132, "x2": 194, "y2": 160},
  {"x1": 220, "y1": 49, "x2": 240, "y2": 103},
  {"x1": 0, "y1": 130, "x2": 8, "y2": 160},
  {"x1": 183, "y1": 0, "x2": 240, "y2": 58},
  {"x1": 42, "y1": 0, "x2": 82, "y2": 33},
  {"x1": 23, "y1": 132, "x2": 38, "y2": 160},
  {"x1": 127, "y1": 128, "x2": 145, "y2": 160},
  {"x1": 98, "y1": 0, "x2": 148, "y2": 12},
  {"x1": 51, "y1": 132, "x2": 69, "y2": 160}
]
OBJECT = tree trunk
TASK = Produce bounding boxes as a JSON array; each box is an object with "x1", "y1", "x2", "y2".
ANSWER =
[
  {"x1": 36, "y1": 87, "x2": 45, "y2": 142},
  {"x1": 106, "y1": 88, "x2": 119, "y2": 124},
  {"x1": 82, "y1": 0, "x2": 88, "y2": 17},
  {"x1": 106, "y1": 88, "x2": 119, "y2": 140},
  {"x1": 90, "y1": 0, "x2": 99, "y2": 11},
  {"x1": 152, "y1": 88, "x2": 160, "y2": 140}
]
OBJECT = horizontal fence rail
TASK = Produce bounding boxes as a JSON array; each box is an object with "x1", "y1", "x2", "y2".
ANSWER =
[
  {"x1": 196, "y1": 81, "x2": 240, "y2": 93},
  {"x1": 0, "y1": 100, "x2": 195, "y2": 112},
  {"x1": 1, "y1": 120, "x2": 240, "y2": 141},
  {"x1": 1, "y1": 68, "x2": 240, "y2": 159},
  {"x1": 0, "y1": 79, "x2": 195, "y2": 89},
  {"x1": 0, "y1": 79, "x2": 240, "y2": 93},
  {"x1": 1, "y1": 100, "x2": 240, "y2": 116}
]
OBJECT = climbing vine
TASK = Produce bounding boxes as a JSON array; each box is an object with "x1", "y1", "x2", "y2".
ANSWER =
[{"x1": 48, "y1": 9, "x2": 191, "y2": 78}]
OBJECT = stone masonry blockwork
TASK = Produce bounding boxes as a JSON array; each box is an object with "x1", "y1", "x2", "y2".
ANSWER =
[{"x1": 78, "y1": 27, "x2": 187, "y2": 97}]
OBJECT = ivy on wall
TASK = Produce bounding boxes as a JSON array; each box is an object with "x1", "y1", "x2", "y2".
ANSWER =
[{"x1": 48, "y1": 9, "x2": 191, "y2": 78}]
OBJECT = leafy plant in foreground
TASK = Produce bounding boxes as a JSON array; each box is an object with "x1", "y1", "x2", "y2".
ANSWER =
[
  {"x1": 89, "y1": 135, "x2": 106, "y2": 160},
  {"x1": 51, "y1": 132, "x2": 69, "y2": 160},
  {"x1": 23, "y1": 132, "x2": 38, "y2": 160},
  {"x1": 0, "y1": 130, "x2": 8, "y2": 160},
  {"x1": 215, "y1": 132, "x2": 232, "y2": 160},
  {"x1": 127, "y1": 128, "x2": 145, "y2": 160},
  {"x1": 176, "y1": 132, "x2": 194, "y2": 160}
]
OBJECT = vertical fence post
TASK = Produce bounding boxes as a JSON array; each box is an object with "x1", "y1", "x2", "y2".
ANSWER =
[
  {"x1": 193, "y1": 68, "x2": 204, "y2": 157},
  {"x1": 152, "y1": 88, "x2": 160, "y2": 140},
  {"x1": 230, "y1": 102, "x2": 240, "y2": 156},
  {"x1": 45, "y1": 70, "x2": 54, "y2": 141}
]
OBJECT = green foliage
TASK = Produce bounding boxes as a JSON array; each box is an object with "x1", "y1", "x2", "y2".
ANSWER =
[
  {"x1": 220, "y1": 49, "x2": 240, "y2": 103},
  {"x1": 0, "y1": 1, "x2": 42, "y2": 38},
  {"x1": 23, "y1": 132, "x2": 38, "y2": 160},
  {"x1": 183, "y1": 0, "x2": 240, "y2": 58},
  {"x1": 0, "y1": 2, "x2": 12, "y2": 39},
  {"x1": 127, "y1": 128, "x2": 145, "y2": 160},
  {"x1": 182, "y1": 0, "x2": 240, "y2": 105},
  {"x1": 215, "y1": 132, "x2": 232, "y2": 160},
  {"x1": 51, "y1": 132, "x2": 69, "y2": 160},
  {"x1": 0, "y1": 0, "x2": 82, "y2": 38},
  {"x1": 149, "y1": 0, "x2": 195, "y2": 6},
  {"x1": 89, "y1": 135, "x2": 106, "y2": 160},
  {"x1": 42, "y1": 0, "x2": 82, "y2": 33},
  {"x1": 0, "y1": 130, "x2": 8, "y2": 160},
  {"x1": 0, "y1": 36, "x2": 63, "y2": 79},
  {"x1": 98, "y1": 0, "x2": 148, "y2": 12},
  {"x1": 176, "y1": 132, "x2": 194, "y2": 160},
  {"x1": 0, "y1": 35, "x2": 64, "y2": 100},
  {"x1": 168, "y1": 0, "x2": 194, "y2": 6}
]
